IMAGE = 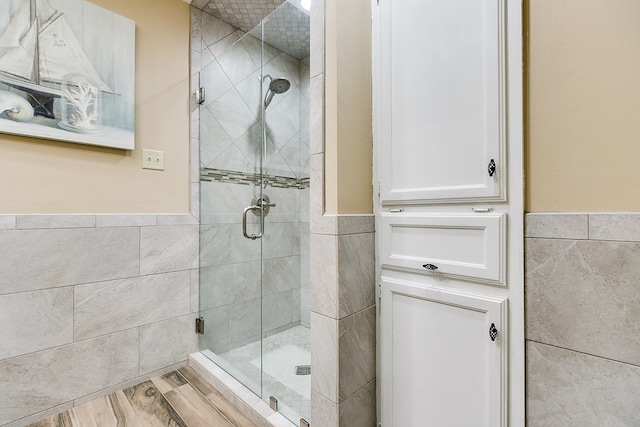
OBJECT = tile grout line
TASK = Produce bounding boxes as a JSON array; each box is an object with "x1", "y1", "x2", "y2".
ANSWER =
[{"x1": 526, "y1": 339, "x2": 640, "y2": 368}]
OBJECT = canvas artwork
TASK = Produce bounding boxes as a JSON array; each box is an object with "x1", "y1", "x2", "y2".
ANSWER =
[{"x1": 0, "y1": 0, "x2": 135, "y2": 150}]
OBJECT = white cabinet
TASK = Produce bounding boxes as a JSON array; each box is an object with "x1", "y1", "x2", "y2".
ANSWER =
[
  {"x1": 373, "y1": 0, "x2": 524, "y2": 425},
  {"x1": 380, "y1": 277, "x2": 507, "y2": 427},
  {"x1": 377, "y1": 0, "x2": 507, "y2": 204}
]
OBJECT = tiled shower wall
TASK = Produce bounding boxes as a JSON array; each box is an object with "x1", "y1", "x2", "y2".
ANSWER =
[
  {"x1": 0, "y1": 214, "x2": 199, "y2": 427},
  {"x1": 192, "y1": 7, "x2": 310, "y2": 355},
  {"x1": 525, "y1": 213, "x2": 640, "y2": 426}
]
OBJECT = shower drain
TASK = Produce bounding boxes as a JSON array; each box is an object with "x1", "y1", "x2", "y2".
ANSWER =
[{"x1": 295, "y1": 365, "x2": 311, "y2": 375}]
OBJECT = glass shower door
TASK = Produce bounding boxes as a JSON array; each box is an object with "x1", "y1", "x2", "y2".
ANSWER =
[
  {"x1": 258, "y1": 2, "x2": 311, "y2": 424},
  {"x1": 198, "y1": 1, "x2": 310, "y2": 425},
  {"x1": 198, "y1": 25, "x2": 266, "y2": 398}
]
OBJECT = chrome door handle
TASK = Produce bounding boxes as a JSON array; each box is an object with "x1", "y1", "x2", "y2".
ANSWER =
[{"x1": 242, "y1": 205, "x2": 263, "y2": 240}]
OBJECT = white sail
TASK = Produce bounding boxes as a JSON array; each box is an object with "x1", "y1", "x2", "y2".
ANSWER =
[
  {"x1": 0, "y1": 20, "x2": 36, "y2": 80},
  {"x1": 0, "y1": 0, "x2": 31, "y2": 48},
  {"x1": 0, "y1": 0, "x2": 112, "y2": 93},
  {"x1": 38, "y1": 13, "x2": 112, "y2": 92}
]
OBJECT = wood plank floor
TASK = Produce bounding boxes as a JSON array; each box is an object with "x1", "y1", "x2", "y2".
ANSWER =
[{"x1": 28, "y1": 366, "x2": 256, "y2": 427}]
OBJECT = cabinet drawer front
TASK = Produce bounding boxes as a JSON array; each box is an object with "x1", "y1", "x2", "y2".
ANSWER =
[{"x1": 379, "y1": 213, "x2": 506, "y2": 284}]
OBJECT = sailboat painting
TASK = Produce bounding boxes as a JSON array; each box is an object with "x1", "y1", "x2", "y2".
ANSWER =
[{"x1": 0, "y1": 0, "x2": 135, "y2": 150}]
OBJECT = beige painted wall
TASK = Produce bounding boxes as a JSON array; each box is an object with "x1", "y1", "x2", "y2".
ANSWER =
[
  {"x1": 527, "y1": 0, "x2": 640, "y2": 212},
  {"x1": 324, "y1": 0, "x2": 373, "y2": 215},
  {"x1": 0, "y1": 0, "x2": 191, "y2": 214}
]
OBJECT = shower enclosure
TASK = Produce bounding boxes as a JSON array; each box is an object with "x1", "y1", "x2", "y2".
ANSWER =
[{"x1": 196, "y1": 1, "x2": 310, "y2": 425}]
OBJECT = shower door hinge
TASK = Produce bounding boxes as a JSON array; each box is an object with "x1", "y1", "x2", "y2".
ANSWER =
[
  {"x1": 378, "y1": 283, "x2": 382, "y2": 312},
  {"x1": 195, "y1": 87, "x2": 205, "y2": 105},
  {"x1": 300, "y1": 418, "x2": 310, "y2": 427},
  {"x1": 195, "y1": 317, "x2": 205, "y2": 334}
]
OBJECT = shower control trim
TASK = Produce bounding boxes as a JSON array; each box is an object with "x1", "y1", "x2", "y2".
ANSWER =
[{"x1": 251, "y1": 195, "x2": 276, "y2": 216}]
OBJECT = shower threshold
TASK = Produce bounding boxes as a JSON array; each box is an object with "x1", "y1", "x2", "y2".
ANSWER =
[{"x1": 189, "y1": 352, "x2": 296, "y2": 427}]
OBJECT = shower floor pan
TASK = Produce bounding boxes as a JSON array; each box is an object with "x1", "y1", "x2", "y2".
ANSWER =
[{"x1": 191, "y1": 325, "x2": 311, "y2": 426}]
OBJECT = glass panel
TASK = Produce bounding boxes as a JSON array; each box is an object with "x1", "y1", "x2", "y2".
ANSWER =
[
  {"x1": 198, "y1": 27, "x2": 265, "y2": 398},
  {"x1": 259, "y1": 1, "x2": 311, "y2": 424},
  {"x1": 197, "y1": 2, "x2": 310, "y2": 424}
]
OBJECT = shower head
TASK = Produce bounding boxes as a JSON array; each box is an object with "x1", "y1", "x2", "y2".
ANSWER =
[
  {"x1": 264, "y1": 77, "x2": 291, "y2": 107},
  {"x1": 269, "y1": 78, "x2": 291, "y2": 94}
]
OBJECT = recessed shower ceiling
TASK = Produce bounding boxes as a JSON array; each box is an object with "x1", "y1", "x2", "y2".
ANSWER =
[{"x1": 192, "y1": 0, "x2": 310, "y2": 59}]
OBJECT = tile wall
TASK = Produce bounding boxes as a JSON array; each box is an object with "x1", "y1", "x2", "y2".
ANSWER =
[
  {"x1": 525, "y1": 213, "x2": 640, "y2": 426},
  {"x1": 308, "y1": 0, "x2": 377, "y2": 424},
  {"x1": 192, "y1": 7, "x2": 310, "y2": 355},
  {"x1": 0, "y1": 214, "x2": 199, "y2": 427}
]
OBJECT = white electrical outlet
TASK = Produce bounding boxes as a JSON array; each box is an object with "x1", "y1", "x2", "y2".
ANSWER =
[{"x1": 142, "y1": 149, "x2": 165, "y2": 171}]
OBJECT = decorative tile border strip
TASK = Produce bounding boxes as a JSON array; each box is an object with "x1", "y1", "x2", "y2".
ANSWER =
[{"x1": 201, "y1": 168, "x2": 310, "y2": 190}]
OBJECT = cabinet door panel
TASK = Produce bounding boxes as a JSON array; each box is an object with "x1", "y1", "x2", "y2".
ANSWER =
[
  {"x1": 380, "y1": 277, "x2": 507, "y2": 427},
  {"x1": 379, "y1": 213, "x2": 506, "y2": 285},
  {"x1": 378, "y1": 0, "x2": 506, "y2": 204}
]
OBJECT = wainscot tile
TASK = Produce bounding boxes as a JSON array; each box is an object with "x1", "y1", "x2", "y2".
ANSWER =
[
  {"x1": 199, "y1": 305, "x2": 231, "y2": 354},
  {"x1": 338, "y1": 307, "x2": 376, "y2": 402},
  {"x1": 0, "y1": 329, "x2": 138, "y2": 426},
  {"x1": 336, "y1": 215, "x2": 375, "y2": 235},
  {"x1": 140, "y1": 225, "x2": 199, "y2": 275},
  {"x1": 339, "y1": 379, "x2": 376, "y2": 427},
  {"x1": 589, "y1": 213, "x2": 640, "y2": 242},
  {"x1": 524, "y1": 213, "x2": 588, "y2": 239},
  {"x1": 311, "y1": 391, "x2": 337, "y2": 427},
  {"x1": 0, "y1": 215, "x2": 16, "y2": 229},
  {"x1": 527, "y1": 341, "x2": 640, "y2": 426},
  {"x1": 190, "y1": 183, "x2": 200, "y2": 221},
  {"x1": 526, "y1": 238, "x2": 640, "y2": 365},
  {"x1": 310, "y1": 234, "x2": 337, "y2": 318},
  {"x1": 156, "y1": 215, "x2": 199, "y2": 226},
  {"x1": 16, "y1": 215, "x2": 95, "y2": 229},
  {"x1": 311, "y1": 312, "x2": 338, "y2": 402},
  {"x1": 0, "y1": 288, "x2": 73, "y2": 360},
  {"x1": 338, "y1": 233, "x2": 375, "y2": 318},
  {"x1": 0, "y1": 227, "x2": 139, "y2": 295},
  {"x1": 139, "y1": 315, "x2": 198, "y2": 375},
  {"x1": 95, "y1": 215, "x2": 157, "y2": 227},
  {"x1": 73, "y1": 361, "x2": 186, "y2": 407},
  {"x1": 190, "y1": 268, "x2": 200, "y2": 313},
  {"x1": 74, "y1": 271, "x2": 191, "y2": 340}
]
